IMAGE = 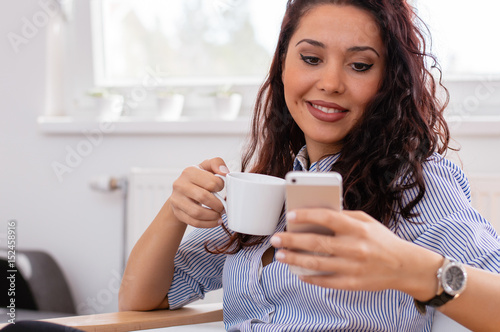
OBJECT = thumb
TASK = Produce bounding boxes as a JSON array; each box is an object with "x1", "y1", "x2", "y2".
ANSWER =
[{"x1": 199, "y1": 157, "x2": 230, "y2": 176}]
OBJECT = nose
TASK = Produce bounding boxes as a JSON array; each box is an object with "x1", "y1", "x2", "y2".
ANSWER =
[{"x1": 316, "y1": 63, "x2": 346, "y2": 94}]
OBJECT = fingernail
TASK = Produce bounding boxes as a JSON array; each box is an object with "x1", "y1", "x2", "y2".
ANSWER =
[
  {"x1": 275, "y1": 251, "x2": 285, "y2": 260},
  {"x1": 270, "y1": 235, "x2": 282, "y2": 247},
  {"x1": 286, "y1": 211, "x2": 297, "y2": 222},
  {"x1": 219, "y1": 166, "x2": 229, "y2": 174},
  {"x1": 217, "y1": 218, "x2": 223, "y2": 225}
]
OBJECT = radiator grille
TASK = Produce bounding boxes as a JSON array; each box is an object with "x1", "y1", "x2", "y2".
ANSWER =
[
  {"x1": 469, "y1": 174, "x2": 500, "y2": 232},
  {"x1": 126, "y1": 168, "x2": 181, "y2": 257}
]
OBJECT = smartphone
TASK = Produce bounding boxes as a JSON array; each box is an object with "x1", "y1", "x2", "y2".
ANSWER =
[{"x1": 285, "y1": 171, "x2": 343, "y2": 276}]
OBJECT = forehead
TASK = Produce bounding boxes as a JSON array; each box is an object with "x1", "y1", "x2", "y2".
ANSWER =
[{"x1": 292, "y1": 4, "x2": 384, "y2": 52}]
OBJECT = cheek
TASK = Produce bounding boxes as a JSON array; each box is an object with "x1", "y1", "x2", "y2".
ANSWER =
[
  {"x1": 283, "y1": 67, "x2": 300, "y2": 107},
  {"x1": 283, "y1": 67, "x2": 313, "y2": 108},
  {"x1": 356, "y1": 79, "x2": 382, "y2": 107}
]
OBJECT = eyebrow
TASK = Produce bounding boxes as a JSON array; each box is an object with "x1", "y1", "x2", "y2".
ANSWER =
[
  {"x1": 295, "y1": 38, "x2": 326, "y2": 48},
  {"x1": 295, "y1": 39, "x2": 380, "y2": 57},
  {"x1": 347, "y1": 46, "x2": 380, "y2": 58}
]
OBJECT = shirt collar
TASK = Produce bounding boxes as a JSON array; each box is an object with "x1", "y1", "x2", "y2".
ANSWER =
[{"x1": 293, "y1": 145, "x2": 340, "y2": 172}]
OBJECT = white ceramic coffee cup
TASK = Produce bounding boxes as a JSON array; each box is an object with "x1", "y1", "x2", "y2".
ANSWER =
[{"x1": 214, "y1": 172, "x2": 286, "y2": 235}]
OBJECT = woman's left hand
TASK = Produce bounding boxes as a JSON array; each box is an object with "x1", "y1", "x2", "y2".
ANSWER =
[{"x1": 271, "y1": 209, "x2": 442, "y2": 299}]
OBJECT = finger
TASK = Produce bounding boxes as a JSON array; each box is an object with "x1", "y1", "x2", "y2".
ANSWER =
[
  {"x1": 287, "y1": 209, "x2": 372, "y2": 236},
  {"x1": 179, "y1": 166, "x2": 225, "y2": 193},
  {"x1": 298, "y1": 265, "x2": 397, "y2": 291},
  {"x1": 170, "y1": 175, "x2": 224, "y2": 216},
  {"x1": 276, "y1": 249, "x2": 363, "y2": 276},
  {"x1": 199, "y1": 157, "x2": 230, "y2": 176},
  {"x1": 185, "y1": 184, "x2": 225, "y2": 213},
  {"x1": 298, "y1": 274, "x2": 363, "y2": 291},
  {"x1": 174, "y1": 167, "x2": 226, "y2": 211},
  {"x1": 271, "y1": 232, "x2": 360, "y2": 257},
  {"x1": 173, "y1": 195, "x2": 223, "y2": 221},
  {"x1": 342, "y1": 210, "x2": 375, "y2": 223},
  {"x1": 171, "y1": 203, "x2": 221, "y2": 228}
]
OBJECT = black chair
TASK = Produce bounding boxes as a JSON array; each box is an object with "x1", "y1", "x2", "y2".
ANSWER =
[{"x1": 0, "y1": 250, "x2": 76, "y2": 323}]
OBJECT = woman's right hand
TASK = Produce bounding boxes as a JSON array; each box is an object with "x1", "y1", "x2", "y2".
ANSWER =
[{"x1": 169, "y1": 157, "x2": 229, "y2": 228}]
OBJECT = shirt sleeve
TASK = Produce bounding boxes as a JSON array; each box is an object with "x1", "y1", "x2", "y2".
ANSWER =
[
  {"x1": 396, "y1": 155, "x2": 500, "y2": 273},
  {"x1": 167, "y1": 224, "x2": 229, "y2": 309}
]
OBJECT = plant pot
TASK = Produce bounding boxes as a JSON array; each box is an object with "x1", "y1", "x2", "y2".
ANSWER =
[
  {"x1": 214, "y1": 93, "x2": 242, "y2": 120},
  {"x1": 157, "y1": 94, "x2": 184, "y2": 120},
  {"x1": 95, "y1": 95, "x2": 124, "y2": 120}
]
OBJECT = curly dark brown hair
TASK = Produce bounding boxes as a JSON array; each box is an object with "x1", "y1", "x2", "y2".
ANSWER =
[{"x1": 206, "y1": 0, "x2": 451, "y2": 254}]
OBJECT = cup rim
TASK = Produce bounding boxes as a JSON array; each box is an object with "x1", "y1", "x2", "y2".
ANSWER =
[{"x1": 227, "y1": 172, "x2": 285, "y2": 185}]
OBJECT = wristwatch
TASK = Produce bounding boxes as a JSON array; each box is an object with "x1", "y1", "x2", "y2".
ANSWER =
[{"x1": 414, "y1": 257, "x2": 468, "y2": 314}]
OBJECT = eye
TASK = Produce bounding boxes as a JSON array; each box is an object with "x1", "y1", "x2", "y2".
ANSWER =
[
  {"x1": 300, "y1": 54, "x2": 321, "y2": 66},
  {"x1": 351, "y1": 62, "x2": 374, "y2": 72}
]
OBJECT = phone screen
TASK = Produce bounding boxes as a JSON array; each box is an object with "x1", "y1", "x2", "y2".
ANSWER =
[{"x1": 286, "y1": 183, "x2": 341, "y2": 235}]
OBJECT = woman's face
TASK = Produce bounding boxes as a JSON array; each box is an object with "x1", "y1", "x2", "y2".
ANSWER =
[{"x1": 282, "y1": 4, "x2": 386, "y2": 163}]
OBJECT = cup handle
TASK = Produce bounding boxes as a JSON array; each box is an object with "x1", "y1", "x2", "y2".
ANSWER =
[{"x1": 213, "y1": 174, "x2": 227, "y2": 212}]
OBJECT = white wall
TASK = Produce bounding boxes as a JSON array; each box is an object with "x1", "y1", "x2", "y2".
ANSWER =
[{"x1": 1, "y1": 0, "x2": 499, "y2": 317}]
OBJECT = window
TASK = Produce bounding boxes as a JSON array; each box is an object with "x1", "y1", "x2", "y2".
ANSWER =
[
  {"x1": 413, "y1": 0, "x2": 500, "y2": 117},
  {"x1": 415, "y1": 0, "x2": 500, "y2": 77},
  {"x1": 92, "y1": 0, "x2": 287, "y2": 86},
  {"x1": 84, "y1": 0, "x2": 499, "y2": 118},
  {"x1": 92, "y1": 0, "x2": 500, "y2": 84}
]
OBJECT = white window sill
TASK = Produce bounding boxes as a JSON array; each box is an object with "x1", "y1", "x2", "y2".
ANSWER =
[
  {"x1": 37, "y1": 116, "x2": 252, "y2": 135},
  {"x1": 446, "y1": 116, "x2": 500, "y2": 137},
  {"x1": 37, "y1": 116, "x2": 500, "y2": 137}
]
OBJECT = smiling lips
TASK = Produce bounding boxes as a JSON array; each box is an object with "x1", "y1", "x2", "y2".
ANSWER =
[{"x1": 306, "y1": 101, "x2": 348, "y2": 122}]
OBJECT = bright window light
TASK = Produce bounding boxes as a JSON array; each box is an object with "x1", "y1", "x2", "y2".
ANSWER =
[
  {"x1": 92, "y1": 0, "x2": 286, "y2": 86},
  {"x1": 91, "y1": 0, "x2": 500, "y2": 87},
  {"x1": 416, "y1": 0, "x2": 500, "y2": 77}
]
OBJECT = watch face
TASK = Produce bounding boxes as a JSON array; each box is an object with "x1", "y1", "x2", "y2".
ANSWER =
[{"x1": 443, "y1": 263, "x2": 467, "y2": 295}]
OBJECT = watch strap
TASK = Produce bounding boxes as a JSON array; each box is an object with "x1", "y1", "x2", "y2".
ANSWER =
[{"x1": 414, "y1": 291, "x2": 456, "y2": 314}]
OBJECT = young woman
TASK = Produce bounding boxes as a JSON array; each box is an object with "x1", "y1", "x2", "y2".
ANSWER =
[{"x1": 119, "y1": 1, "x2": 500, "y2": 331}]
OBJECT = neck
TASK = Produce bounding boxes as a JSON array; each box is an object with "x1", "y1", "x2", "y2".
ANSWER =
[{"x1": 305, "y1": 141, "x2": 342, "y2": 164}]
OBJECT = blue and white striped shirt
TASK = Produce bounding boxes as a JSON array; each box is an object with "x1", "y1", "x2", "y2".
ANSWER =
[{"x1": 168, "y1": 147, "x2": 500, "y2": 331}]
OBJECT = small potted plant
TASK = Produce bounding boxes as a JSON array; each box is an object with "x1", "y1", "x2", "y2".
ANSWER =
[
  {"x1": 212, "y1": 84, "x2": 242, "y2": 120},
  {"x1": 87, "y1": 88, "x2": 124, "y2": 120},
  {"x1": 155, "y1": 88, "x2": 184, "y2": 120}
]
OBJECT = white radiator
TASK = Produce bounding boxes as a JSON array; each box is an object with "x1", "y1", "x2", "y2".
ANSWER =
[
  {"x1": 125, "y1": 170, "x2": 500, "y2": 257},
  {"x1": 125, "y1": 167, "x2": 224, "y2": 304},
  {"x1": 125, "y1": 168, "x2": 182, "y2": 258},
  {"x1": 468, "y1": 174, "x2": 500, "y2": 233}
]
